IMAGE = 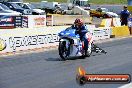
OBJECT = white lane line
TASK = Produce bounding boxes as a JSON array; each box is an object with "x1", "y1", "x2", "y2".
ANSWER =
[{"x1": 118, "y1": 83, "x2": 132, "y2": 88}]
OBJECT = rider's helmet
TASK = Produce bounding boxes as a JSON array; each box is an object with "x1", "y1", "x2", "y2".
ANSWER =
[{"x1": 74, "y1": 18, "x2": 83, "y2": 27}]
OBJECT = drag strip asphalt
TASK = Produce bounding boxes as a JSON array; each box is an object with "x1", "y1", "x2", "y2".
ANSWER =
[{"x1": 0, "y1": 37, "x2": 132, "y2": 88}]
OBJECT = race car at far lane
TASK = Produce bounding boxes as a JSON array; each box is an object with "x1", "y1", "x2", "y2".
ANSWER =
[{"x1": 90, "y1": 8, "x2": 118, "y2": 18}]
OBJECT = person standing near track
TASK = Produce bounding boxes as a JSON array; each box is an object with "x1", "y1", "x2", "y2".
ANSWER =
[
  {"x1": 120, "y1": 6, "x2": 131, "y2": 26},
  {"x1": 128, "y1": 17, "x2": 132, "y2": 34}
]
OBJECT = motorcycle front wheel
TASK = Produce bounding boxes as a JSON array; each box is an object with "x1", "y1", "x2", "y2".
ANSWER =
[{"x1": 58, "y1": 41, "x2": 70, "y2": 61}]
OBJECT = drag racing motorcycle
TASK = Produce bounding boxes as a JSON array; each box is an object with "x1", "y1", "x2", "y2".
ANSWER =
[
  {"x1": 58, "y1": 27, "x2": 107, "y2": 60},
  {"x1": 58, "y1": 27, "x2": 93, "y2": 60}
]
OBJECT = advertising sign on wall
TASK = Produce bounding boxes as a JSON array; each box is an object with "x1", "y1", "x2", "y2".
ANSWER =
[
  {"x1": 14, "y1": 16, "x2": 23, "y2": 28},
  {"x1": 91, "y1": 28, "x2": 111, "y2": 40},
  {"x1": 0, "y1": 15, "x2": 14, "y2": 29},
  {"x1": 0, "y1": 26, "x2": 111, "y2": 53},
  {"x1": 46, "y1": 15, "x2": 53, "y2": 26},
  {"x1": 27, "y1": 15, "x2": 46, "y2": 28},
  {"x1": 0, "y1": 26, "x2": 68, "y2": 53},
  {"x1": 0, "y1": 15, "x2": 23, "y2": 29}
]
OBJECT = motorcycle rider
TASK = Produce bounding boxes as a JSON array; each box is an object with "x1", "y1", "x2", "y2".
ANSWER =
[{"x1": 72, "y1": 18, "x2": 89, "y2": 56}]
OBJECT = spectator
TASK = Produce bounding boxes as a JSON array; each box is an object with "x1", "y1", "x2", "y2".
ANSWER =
[
  {"x1": 120, "y1": 6, "x2": 131, "y2": 26},
  {"x1": 128, "y1": 18, "x2": 132, "y2": 34}
]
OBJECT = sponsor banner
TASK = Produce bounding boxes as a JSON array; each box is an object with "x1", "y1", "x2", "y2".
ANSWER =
[
  {"x1": 22, "y1": 16, "x2": 28, "y2": 28},
  {"x1": 0, "y1": 15, "x2": 14, "y2": 29},
  {"x1": 0, "y1": 26, "x2": 111, "y2": 53},
  {"x1": 89, "y1": 27, "x2": 111, "y2": 40},
  {"x1": 28, "y1": 15, "x2": 46, "y2": 28},
  {"x1": 0, "y1": 38, "x2": 7, "y2": 51},
  {"x1": 0, "y1": 15, "x2": 24, "y2": 29},
  {"x1": 14, "y1": 16, "x2": 23, "y2": 28},
  {"x1": 46, "y1": 15, "x2": 53, "y2": 26},
  {"x1": 0, "y1": 26, "x2": 68, "y2": 53},
  {"x1": 22, "y1": 15, "x2": 46, "y2": 28}
]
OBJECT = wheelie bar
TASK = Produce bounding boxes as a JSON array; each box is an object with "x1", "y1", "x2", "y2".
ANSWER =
[{"x1": 92, "y1": 44, "x2": 107, "y2": 54}]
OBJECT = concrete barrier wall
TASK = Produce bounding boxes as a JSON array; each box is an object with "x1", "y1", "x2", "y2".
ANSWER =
[
  {"x1": 100, "y1": 18, "x2": 121, "y2": 27},
  {"x1": 128, "y1": 6, "x2": 132, "y2": 13},
  {"x1": 111, "y1": 26, "x2": 130, "y2": 37},
  {"x1": 0, "y1": 25, "x2": 111, "y2": 54},
  {"x1": 0, "y1": 26, "x2": 69, "y2": 53}
]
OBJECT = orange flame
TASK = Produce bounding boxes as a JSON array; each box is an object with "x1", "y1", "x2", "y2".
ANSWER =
[{"x1": 78, "y1": 66, "x2": 86, "y2": 76}]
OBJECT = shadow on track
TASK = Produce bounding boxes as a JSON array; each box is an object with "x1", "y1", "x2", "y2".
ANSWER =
[
  {"x1": 45, "y1": 46, "x2": 107, "y2": 61},
  {"x1": 46, "y1": 51, "x2": 108, "y2": 61},
  {"x1": 45, "y1": 56, "x2": 90, "y2": 61},
  {"x1": 45, "y1": 58, "x2": 61, "y2": 61},
  {"x1": 45, "y1": 56, "x2": 86, "y2": 61}
]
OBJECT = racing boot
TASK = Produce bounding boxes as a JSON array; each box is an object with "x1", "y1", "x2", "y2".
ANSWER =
[{"x1": 85, "y1": 49, "x2": 91, "y2": 57}]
